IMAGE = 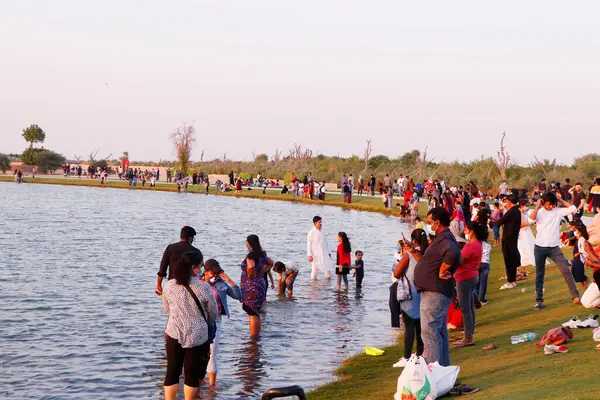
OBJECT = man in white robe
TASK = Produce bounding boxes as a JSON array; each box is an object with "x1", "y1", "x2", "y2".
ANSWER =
[{"x1": 307, "y1": 216, "x2": 333, "y2": 280}]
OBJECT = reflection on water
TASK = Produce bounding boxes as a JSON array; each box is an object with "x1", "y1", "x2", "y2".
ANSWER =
[{"x1": 0, "y1": 182, "x2": 408, "y2": 399}]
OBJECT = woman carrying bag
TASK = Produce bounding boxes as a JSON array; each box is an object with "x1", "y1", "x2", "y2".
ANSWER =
[
  {"x1": 392, "y1": 229, "x2": 428, "y2": 368},
  {"x1": 162, "y1": 251, "x2": 218, "y2": 400}
]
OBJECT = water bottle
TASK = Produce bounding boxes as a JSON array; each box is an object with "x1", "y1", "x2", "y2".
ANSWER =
[{"x1": 510, "y1": 332, "x2": 539, "y2": 344}]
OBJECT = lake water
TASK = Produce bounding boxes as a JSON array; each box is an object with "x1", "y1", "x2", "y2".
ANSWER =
[{"x1": 0, "y1": 182, "x2": 407, "y2": 399}]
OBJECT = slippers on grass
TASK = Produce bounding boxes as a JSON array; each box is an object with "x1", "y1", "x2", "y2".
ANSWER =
[
  {"x1": 449, "y1": 385, "x2": 480, "y2": 396},
  {"x1": 595, "y1": 344, "x2": 600, "y2": 351},
  {"x1": 482, "y1": 343, "x2": 499, "y2": 351},
  {"x1": 453, "y1": 339, "x2": 475, "y2": 348}
]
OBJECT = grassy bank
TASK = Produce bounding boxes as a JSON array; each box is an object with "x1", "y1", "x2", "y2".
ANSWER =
[
  {"x1": 4, "y1": 175, "x2": 597, "y2": 399},
  {"x1": 0, "y1": 175, "x2": 430, "y2": 217},
  {"x1": 308, "y1": 248, "x2": 599, "y2": 400}
]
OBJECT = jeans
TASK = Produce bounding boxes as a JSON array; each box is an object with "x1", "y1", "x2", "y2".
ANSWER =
[
  {"x1": 420, "y1": 292, "x2": 452, "y2": 366},
  {"x1": 336, "y1": 274, "x2": 348, "y2": 287},
  {"x1": 476, "y1": 263, "x2": 490, "y2": 301},
  {"x1": 401, "y1": 311, "x2": 424, "y2": 359},
  {"x1": 571, "y1": 258, "x2": 588, "y2": 283},
  {"x1": 207, "y1": 319, "x2": 222, "y2": 373},
  {"x1": 457, "y1": 277, "x2": 479, "y2": 339},
  {"x1": 534, "y1": 245, "x2": 580, "y2": 303}
]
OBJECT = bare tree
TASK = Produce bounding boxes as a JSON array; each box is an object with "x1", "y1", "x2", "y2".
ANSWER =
[
  {"x1": 170, "y1": 123, "x2": 196, "y2": 174},
  {"x1": 73, "y1": 155, "x2": 82, "y2": 164},
  {"x1": 272, "y1": 148, "x2": 282, "y2": 163},
  {"x1": 288, "y1": 143, "x2": 313, "y2": 160},
  {"x1": 223, "y1": 152, "x2": 227, "y2": 161},
  {"x1": 252, "y1": 150, "x2": 257, "y2": 161},
  {"x1": 364, "y1": 140, "x2": 372, "y2": 169},
  {"x1": 496, "y1": 132, "x2": 510, "y2": 181},
  {"x1": 88, "y1": 149, "x2": 99, "y2": 162},
  {"x1": 199, "y1": 149, "x2": 204, "y2": 162},
  {"x1": 415, "y1": 146, "x2": 429, "y2": 178}
]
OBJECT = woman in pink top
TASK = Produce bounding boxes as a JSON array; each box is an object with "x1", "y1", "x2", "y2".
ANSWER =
[{"x1": 453, "y1": 221, "x2": 486, "y2": 347}]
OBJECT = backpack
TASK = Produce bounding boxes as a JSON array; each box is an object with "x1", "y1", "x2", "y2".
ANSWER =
[{"x1": 535, "y1": 326, "x2": 574, "y2": 348}]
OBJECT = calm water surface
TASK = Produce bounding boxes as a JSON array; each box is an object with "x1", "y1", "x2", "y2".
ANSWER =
[{"x1": 0, "y1": 182, "x2": 407, "y2": 399}]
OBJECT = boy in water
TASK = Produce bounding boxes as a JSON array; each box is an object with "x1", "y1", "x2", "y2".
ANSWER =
[
  {"x1": 272, "y1": 261, "x2": 299, "y2": 297},
  {"x1": 352, "y1": 251, "x2": 364, "y2": 288}
]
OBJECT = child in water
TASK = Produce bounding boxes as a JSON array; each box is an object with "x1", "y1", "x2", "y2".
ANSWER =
[
  {"x1": 272, "y1": 261, "x2": 299, "y2": 297},
  {"x1": 336, "y1": 232, "x2": 352, "y2": 291},
  {"x1": 352, "y1": 251, "x2": 364, "y2": 289}
]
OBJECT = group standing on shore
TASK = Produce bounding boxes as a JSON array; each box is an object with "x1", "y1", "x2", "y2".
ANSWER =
[{"x1": 152, "y1": 171, "x2": 600, "y2": 399}]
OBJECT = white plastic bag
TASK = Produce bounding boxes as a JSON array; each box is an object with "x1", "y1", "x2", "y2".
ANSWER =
[
  {"x1": 428, "y1": 362, "x2": 460, "y2": 397},
  {"x1": 593, "y1": 327, "x2": 600, "y2": 342},
  {"x1": 394, "y1": 356, "x2": 436, "y2": 400}
]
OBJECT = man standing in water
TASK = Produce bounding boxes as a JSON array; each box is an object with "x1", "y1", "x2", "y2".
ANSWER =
[
  {"x1": 155, "y1": 226, "x2": 200, "y2": 296},
  {"x1": 307, "y1": 216, "x2": 333, "y2": 280}
]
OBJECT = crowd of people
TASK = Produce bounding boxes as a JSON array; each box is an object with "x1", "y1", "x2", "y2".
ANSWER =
[
  {"x1": 387, "y1": 176, "x2": 600, "y2": 369},
  {"x1": 150, "y1": 173, "x2": 600, "y2": 399}
]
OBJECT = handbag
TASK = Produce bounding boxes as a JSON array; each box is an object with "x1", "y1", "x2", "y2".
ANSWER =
[
  {"x1": 396, "y1": 274, "x2": 412, "y2": 301},
  {"x1": 184, "y1": 284, "x2": 217, "y2": 344}
]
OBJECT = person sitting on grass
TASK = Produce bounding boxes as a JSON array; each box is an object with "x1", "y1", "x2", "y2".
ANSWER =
[
  {"x1": 581, "y1": 241, "x2": 600, "y2": 309},
  {"x1": 272, "y1": 261, "x2": 299, "y2": 297}
]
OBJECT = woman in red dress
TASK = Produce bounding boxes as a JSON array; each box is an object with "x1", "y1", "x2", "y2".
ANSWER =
[{"x1": 336, "y1": 232, "x2": 352, "y2": 291}]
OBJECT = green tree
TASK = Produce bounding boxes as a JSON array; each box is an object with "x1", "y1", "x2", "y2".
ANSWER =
[
  {"x1": 21, "y1": 148, "x2": 44, "y2": 165},
  {"x1": 35, "y1": 150, "x2": 66, "y2": 172},
  {"x1": 0, "y1": 153, "x2": 10, "y2": 173},
  {"x1": 255, "y1": 153, "x2": 269, "y2": 162},
  {"x1": 22, "y1": 124, "x2": 46, "y2": 148},
  {"x1": 369, "y1": 154, "x2": 391, "y2": 169}
]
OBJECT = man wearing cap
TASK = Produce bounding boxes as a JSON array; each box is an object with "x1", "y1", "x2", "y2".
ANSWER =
[
  {"x1": 494, "y1": 195, "x2": 522, "y2": 290},
  {"x1": 155, "y1": 226, "x2": 200, "y2": 296}
]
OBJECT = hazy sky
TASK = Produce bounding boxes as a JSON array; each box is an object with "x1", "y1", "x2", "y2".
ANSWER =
[{"x1": 1, "y1": 1, "x2": 598, "y2": 164}]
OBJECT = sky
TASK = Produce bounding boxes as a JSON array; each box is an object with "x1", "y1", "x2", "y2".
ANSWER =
[{"x1": 1, "y1": 1, "x2": 598, "y2": 165}]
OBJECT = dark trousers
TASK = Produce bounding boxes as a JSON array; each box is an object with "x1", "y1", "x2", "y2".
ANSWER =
[
  {"x1": 502, "y1": 240, "x2": 520, "y2": 283},
  {"x1": 534, "y1": 245, "x2": 579, "y2": 303},
  {"x1": 355, "y1": 267, "x2": 364, "y2": 288},
  {"x1": 389, "y1": 282, "x2": 401, "y2": 328},
  {"x1": 164, "y1": 335, "x2": 210, "y2": 387},
  {"x1": 401, "y1": 311, "x2": 424, "y2": 359},
  {"x1": 571, "y1": 258, "x2": 588, "y2": 283}
]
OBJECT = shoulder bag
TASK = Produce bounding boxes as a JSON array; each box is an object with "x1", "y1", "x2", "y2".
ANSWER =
[{"x1": 184, "y1": 284, "x2": 217, "y2": 344}]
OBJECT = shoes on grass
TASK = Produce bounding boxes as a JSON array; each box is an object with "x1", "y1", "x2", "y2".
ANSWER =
[
  {"x1": 500, "y1": 282, "x2": 517, "y2": 290},
  {"x1": 533, "y1": 302, "x2": 546, "y2": 310},
  {"x1": 577, "y1": 314, "x2": 599, "y2": 329},
  {"x1": 563, "y1": 316, "x2": 583, "y2": 329},
  {"x1": 480, "y1": 299, "x2": 489, "y2": 306},
  {"x1": 392, "y1": 357, "x2": 409, "y2": 368},
  {"x1": 544, "y1": 344, "x2": 569, "y2": 355}
]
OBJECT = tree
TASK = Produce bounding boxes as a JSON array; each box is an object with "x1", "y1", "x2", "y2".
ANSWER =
[
  {"x1": 21, "y1": 148, "x2": 44, "y2": 165},
  {"x1": 22, "y1": 124, "x2": 46, "y2": 148},
  {"x1": 496, "y1": 132, "x2": 510, "y2": 181},
  {"x1": 0, "y1": 153, "x2": 10, "y2": 173},
  {"x1": 35, "y1": 150, "x2": 66, "y2": 172},
  {"x1": 364, "y1": 140, "x2": 372, "y2": 170},
  {"x1": 170, "y1": 123, "x2": 196, "y2": 174},
  {"x1": 255, "y1": 153, "x2": 269, "y2": 162},
  {"x1": 369, "y1": 154, "x2": 391, "y2": 169}
]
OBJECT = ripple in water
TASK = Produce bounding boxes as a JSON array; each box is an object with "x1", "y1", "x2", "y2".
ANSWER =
[{"x1": 0, "y1": 182, "x2": 407, "y2": 399}]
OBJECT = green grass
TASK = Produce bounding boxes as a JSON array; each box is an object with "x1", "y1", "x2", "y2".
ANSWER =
[
  {"x1": 308, "y1": 249, "x2": 598, "y2": 400},
  {"x1": 4, "y1": 175, "x2": 597, "y2": 399}
]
